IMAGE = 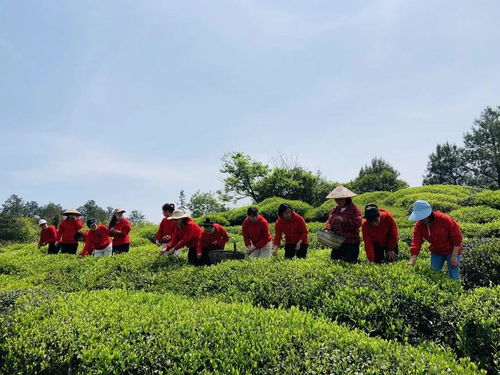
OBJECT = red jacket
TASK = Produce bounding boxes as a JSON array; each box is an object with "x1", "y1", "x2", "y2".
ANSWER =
[
  {"x1": 410, "y1": 211, "x2": 463, "y2": 256},
  {"x1": 110, "y1": 218, "x2": 131, "y2": 246},
  {"x1": 362, "y1": 210, "x2": 398, "y2": 262},
  {"x1": 167, "y1": 218, "x2": 203, "y2": 251},
  {"x1": 156, "y1": 217, "x2": 177, "y2": 243},
  {"x1": 196, "y1": 224, "x2": 230, "y2": 256},
  {"x1": 274, "y1": 212, "x2": 309, "y2": 246},
  {"x1": 57, "y1": 219, "x2": 84, "y2": 244},
  {"x1": 242, "y1": 215, "x2": 272, "y2": 249},
  {"x1": 326, "y1": 204, "x2": 362, "y2": 244},
  {"x1": 80, "y1": 226, "x2": 112, "y2": 256},
  {"x1": 39, "y1": 225, "x2": 58, "y2": 245}
]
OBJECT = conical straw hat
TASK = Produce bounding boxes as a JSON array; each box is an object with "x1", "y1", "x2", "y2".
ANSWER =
[{"x1": 326, "y1": 185, "x2": 357, "y2": 199}]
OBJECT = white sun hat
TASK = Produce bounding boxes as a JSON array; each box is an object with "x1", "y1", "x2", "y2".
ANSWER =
[{"x1": 167, "y1": 209, "x2": 191, "y2": 220}]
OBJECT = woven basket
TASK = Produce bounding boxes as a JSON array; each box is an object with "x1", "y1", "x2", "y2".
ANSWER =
[
  {"x1": 316, "y1": 229, "x2": 345, "y2": 249},
  {"x1": 208, "y1": 242, "x2": 246, "y2": 265}
]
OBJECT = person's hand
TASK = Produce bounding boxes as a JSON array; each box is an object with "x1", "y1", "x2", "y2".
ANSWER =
[
  {"x1": 295, "y1": 242, "x2": 301, "y2": 251},
  {"x1": 159, "y1": 248, "x2": 167, "y2": 255},
  {"x1": 272, "y1": 246, "x2": 279, "y2": 256},
  {"x1": 407, "y1": 255, "x2": 417, "y2": 266},
  {"x1": 332, "y1": 216, "x2": 344, "y2": 223},
  {"x1": 197, "y1": 253, "x2": 202, "y2": 259},
  {"x1": 247, "y1": 245, "x2": 255, "y2": 255},
  {"x1": 167, "y1": 249, "x2": 176, "y2": 256},
  {"x1": 387, "y1": 251, "x2": 398, "y2": 261},
  {"x1": 54, "y1": 241, "x2": 59, "y2": 247},
  {"x1": 450, "y1": 255, "x2": 458, "y2": 268},
  {"x1": 162, "y1": 235, "x2": 171, "y2": 242},
  {"x1": 211, "y1": 241, "x2": 218, "y2": 245},
  {"x1": 155, "y1": 240, "x2": 161, "y2": 246}
]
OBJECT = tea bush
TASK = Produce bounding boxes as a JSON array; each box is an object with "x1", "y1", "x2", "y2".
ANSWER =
[
  {"x1": 0, "y1": 290, "x2": 484, "y2": 375},
  {"x1": 466, "y1": 190, "x2": 500, "y2": 209},
  {"x1": 384, "y1": 185, "x2": 474, "y2": 206},
  {"x1": 460, "y1": 239, "x2": 500, "y2": 290},
  {"x1": 450, "y1": 206, "x2": 500, "y2": 224}
]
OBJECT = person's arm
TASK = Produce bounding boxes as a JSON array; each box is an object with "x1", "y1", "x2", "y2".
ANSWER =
[
  {"x1": 155, "y1": 219, "x2": 165, "y2": 244},
  {"x1": 449, "y1": 219, "x2": 462, "y2": 268},
  {"x1": 80, "y1": 236, "x2": 94, "y2": 257},
  {"x1": 273, "y1": 220, "x2": 282, "y2": 248},
  {"x1": 56, "y1": 223, "x2": 63, "y2": 244},
  {"x1": 242, "y1": 222, "x2": 251, "y2": 247},
  {"x1": 340, "y1": 207, "x2": 362, "y2": 231},
  {"x1": 196, "y1": 234, "x2": 205, "y2": 257},
  {"x1": 220, "y1": 227, "x2": 230, "y2": 247},
  {"x1": 388, "y1": 215, "x2": 399, "y2": 251},
  {"x1": 297, "y1": 216, "x2": 308, "y2": 249},
  {"x1": 362, "y1": 226, "x2": 376, "y2": 263},
  {"x1": 38, "y1": 232, "x2": 44, "y2": 247},
  {"x1": 254, "y1": 221, "x2": 270, "y2": 249},
  {"x1": 75, "y1": 220, "x2": 84, "y2": 230},
  {"x1": 408, "y1": 224, "x2": 423, "y2": 266}
]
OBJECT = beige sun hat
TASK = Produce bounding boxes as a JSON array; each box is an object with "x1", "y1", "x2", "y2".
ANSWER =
[
  {"x1": 167, "y1": 209, "x2": 191, "y2": 220},
  {"x1": 114, "y1": 208, "x2": 126, "y2": 214},
  {"x1": 63, "y1": 208, "x2": 82, "y2": 216},
  {"x1": 326, "y1": 185, "x2": 357, "y2": 199}
]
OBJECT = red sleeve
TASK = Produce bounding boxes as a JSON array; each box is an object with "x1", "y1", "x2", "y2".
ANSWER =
[
  {"x1": 254, "y1": 220, "x2": 270, "y2": 249},
  {"x1": 362, "y1": 223, "x2": 375, "y2": 262},
  {"x1": 273, "y1": 220, "x2": 283, "y2": 247},
  {"x1": 56, "y1": 222, "x2": 63, "y2": 242},
  {"x1": 80, "y1": 236, "x2": 94, "y2": 256},
  {"x1": 220, "y1": 226, "x2": 229, "y2": 245},
  {"x1": 196, "y1": 233, "x2": 206, "y2": 256},
  {"x1": 448, "y1": 217, "x2": 462, "y2": 247},
  {"x1": 156, "y1": 218, "x2": 165, "y2": 241},
  {"x1": 166, "y1": 228, "x2": 180, "y2": 249},
  {"x1": 242, "y1": 221, "x2": 251, "y2": 247},
  {"x1": 298, "y1": 215, "x2": 308, "y2": 243},
  {"x1": 75, "y1": 220, "x2": 83, "y2": 230},
  {"x1": 172, "y1": 223, "x2": 198, "y2": 251},
  {"x1": 120, "y1": 220, "x2": 131, "y2": 236},
  {"x1": 410, "y1": 223, "x2": 423, "y2": 256},
  {"x1": 387, "y1": 215, "x2": 399, "y2": 251},
  {"x1": 50, "y1": 226, "x2": 58, "y2": 242},
  {"x1": 38, "y1": 232, "x2": 44, "y2": 246}
]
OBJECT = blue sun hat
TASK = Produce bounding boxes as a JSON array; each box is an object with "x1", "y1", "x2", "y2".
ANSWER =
[{"x1": 409, "y1": 200, "x2": 433, "y2": 221}]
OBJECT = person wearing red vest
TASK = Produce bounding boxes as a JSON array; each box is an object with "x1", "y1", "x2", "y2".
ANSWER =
[
  {"x1": 242, "y1": 207, "x2": 272, "y2": 258},
  {"x1": 38, "y1": 219, "x2": 59, "y2": 254},
  {"x1": 160, "y1": 209, "x2": 203, "y2": 266},
  {"x1": 109, "y1": 208, "x2": 131, "y2": 254},
  {"x1": 272, "y1": 204, "x2": 309, "y2": 259},
  {"x1": 196, "y1": 218, "x2": 230, "y2": 265},
  {"x1": 408, "y1": 200, "x2": 462, "y2": 280},
  {"x1": 56, "y1": 209, "x2": 84, "y2": 254},
  {"x1": 79, "y1": 219, "x2": 112, "y2": 257},
  {"x1": 155, "y1": 203, "x2": 176, "y2": 250},
  {"x1": 362, "y1": 205, "x2": 399, "y2": 263}
]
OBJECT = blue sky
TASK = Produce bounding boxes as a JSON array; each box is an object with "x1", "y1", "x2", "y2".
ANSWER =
[{"x1": 1, "y1": 0, "x2": 499, "y2": 222}]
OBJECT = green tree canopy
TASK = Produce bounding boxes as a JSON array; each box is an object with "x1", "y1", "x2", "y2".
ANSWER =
[
  {"x1": 423, "y1": 142, "x2": 470, "y2": 185},
  {"x1": 348, "y1": 157, "x2": 408, "y2": 194}
]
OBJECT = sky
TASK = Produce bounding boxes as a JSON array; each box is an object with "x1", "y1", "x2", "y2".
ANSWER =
[{"x1": 1, "y1": 0, "x2": 499, "y2": 222}]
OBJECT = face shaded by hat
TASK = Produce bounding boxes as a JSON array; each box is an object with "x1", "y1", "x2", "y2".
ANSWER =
[
  {"x1": 202, "y1": 218, "x2": 216, "y2": 234},
  {"x1": 87, "y1": 218, "x2": 97, "y2": 230}
]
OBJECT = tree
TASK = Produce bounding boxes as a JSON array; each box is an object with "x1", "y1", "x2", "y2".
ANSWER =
[
  {"x1": 128, "y1": 210, "x2": 145, "y2": 225},
  {"x1": 177, "y1": 190, "x2": 187, "y2": 210},
  {"x1": 220, "y1": 152, "x2": 270, "y2": 202},
  {"x1": 106, "y1": 206, "x2": 115, "y2": 221},
  {"x1": 77, "y1": 200, "x2": 108, "y2": 223},
  {"x1": 188, "y1": 191, "x2": 227, "y2": 217},
  {"x1": 423, "y1": 142, "x2": 470, "y2": 185},
  {"x1": 348, "y1": 158, "x2": 409, "y2": 194},
  {"x1": 463, "y1": 106, "x2": 500, "y2": 189},
  {"x1": 1, "y1": 194, "x2": 27, "y2": 217},
  {"x1": 38, "y1": 203, "x2": 63, "y2": 227}
]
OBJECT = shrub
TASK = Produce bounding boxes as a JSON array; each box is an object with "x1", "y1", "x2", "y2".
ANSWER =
[
  {"x1": 460, "y1": 221, "x2": 500, "y2": 238},
  {"x1": 353, "y1": 191, "x2": 392, "y2": 207},
  {"x1": 450, "y1": 206, "x2": 500, "y2": 224},
  {"x1": 460, "y1": 238, "x2": 500, "y2": 290},
  {"x1": 384, "y1": 185, "x2": 474, "y2": 206},
  {"x1": 466, "y1": 190, "x2": 500, "y2": 209},
  {"x1": 0, "y1": 290, "x2": 484, "y2": 375},
  {"x1": 392, "y1": 193, "x2": 461, "y2": 214},
  {"x1": 454, "y1": 286, "x2": 500, "y2": 374},
  {"x1": 257, "y1": 197, "x2": 313, "y2": 223},
  {"x1": 193, "y1": 214, "x2": 230, "y2": 227}
]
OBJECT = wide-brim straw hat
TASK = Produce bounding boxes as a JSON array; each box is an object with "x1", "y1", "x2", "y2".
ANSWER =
[
  {"x1": 326, "y1": 185, "x2": 357, "y2": 199},
  {"x1": 63, "y1": 208, "x2": 82, "y2": 216},
  {"x1": 114, "y1": 208, "x2": 126, "y2": 214},
  {"x1": 167, "y1": 209, "x2": 191, "y2": 220}
]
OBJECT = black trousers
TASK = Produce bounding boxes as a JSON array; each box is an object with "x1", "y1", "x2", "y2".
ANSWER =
[
  {"x1": 47, "y1": 243, "x2": 60, "y2": 254},
  {"x1": 187, "y1": 247, "x2": 210, "y2": 267},
  {"x1": 373, "y1": 244, "x2": 399, "y2": 263},
  {"x1": 284, "y1": 243, "x2": 308, "y2": 259},
  {"x1": 331, "y1": 243, "x2": 360, "y2": 263},
  {"x1": 60, "y1": 243, "x2": 78, "y2": 254},
  {"x1": 113, "y1": 243, "x2": 130, "y2": 254}
]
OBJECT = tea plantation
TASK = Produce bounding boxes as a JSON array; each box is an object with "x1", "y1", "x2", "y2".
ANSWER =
[{"x1": 1, "y1": 185, "x2": 499, "y2": 374}]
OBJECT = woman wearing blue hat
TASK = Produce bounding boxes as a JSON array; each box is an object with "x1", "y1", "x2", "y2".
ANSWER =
[{"x1": 407, "y1": 200, "x2": 463, "y2": 280}]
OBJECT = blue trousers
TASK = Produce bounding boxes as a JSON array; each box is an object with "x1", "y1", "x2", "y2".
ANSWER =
[{"x1": 430, "y1": 254, "x2": 460, "y2": 280}]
